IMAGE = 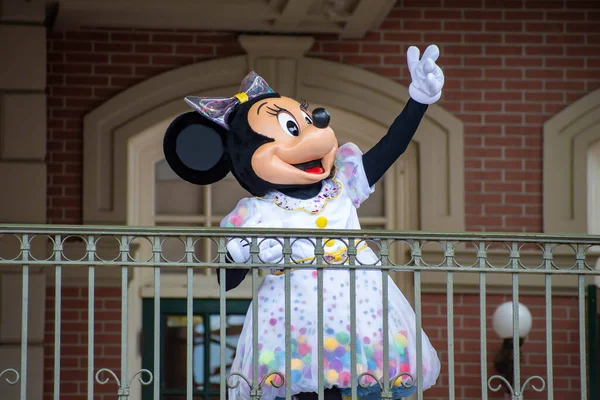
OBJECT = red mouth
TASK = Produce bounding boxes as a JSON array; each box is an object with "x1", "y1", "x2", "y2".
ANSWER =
[
  {"x1": 305, "y1": 166, "x2": 324, "y2": 174},
  {"x1": 293, "y1": 159, "x2": 324, "y2": 175}
]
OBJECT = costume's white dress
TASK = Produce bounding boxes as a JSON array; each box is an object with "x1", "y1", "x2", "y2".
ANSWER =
[{"x1": 222, "y1": 143, "x2": 440, "y2": 400}]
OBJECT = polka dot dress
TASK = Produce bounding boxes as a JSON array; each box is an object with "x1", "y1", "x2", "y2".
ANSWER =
[{"x1": 223, "y1": 144, "x2": 441, "y2": 400}]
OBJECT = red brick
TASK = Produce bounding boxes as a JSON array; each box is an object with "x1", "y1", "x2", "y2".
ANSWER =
[
  {"x1": 444, "y1": 90, "x2": 483, "y2": 101},
  {"x1": 134, "y1": 43, "x2": 173, "y2": 53},
  {"x1": 111, "y1": 32, "x2": 150, "y2": 42},
  {"x1": 484, "y1": 91, "x2": 523, "y2": 101},
  {"x1": 175, "y1": 44, "x2": 214, "y2": 55},
  {"x1": 525, "y1": 114, "x2": 550, "y2": 124},
  {"x1": 464, "y1": 102, "x2": 502, "y2": 112},
  {"x1": 525, "y1": 91, "x2": 564, "y2": 102},
  {"x1": 545, "y1": 57, "x2": 585, "y2": 68},
  {"x1": 464, "y1": 147, "x2": 503, "y2": 158},
  {"x1": 65, "y1": 53, "x2": 109, "y2": 63},
  {"x1": 151, "y1": 55, "x2": 194, "y2": 66},
  {"x1": 51, "y1": 63, "x2": 92, "y2": 74},
  {"x1": 66, "y1": 76, "x2": 108, "y2": 86},
  {"x1": 463, "y1": 57, "x2": 501, "y2": 67},
  {"x1": 403, "y1": 20, "x2": 441, "y2": 31},
  {"x1": 465, "y1": 170, "x2": 503, "y2": 180},
  {"x1": 465, "y1": 159, "x2": 483, "y2": 169},
  {"x1": 486, "y1": 205, "x2": 523, "y2": 214},
  {"x1": 505, "y1": 170, "x2": 542, "y2": 181},
  {"x1": 52, "y1": 87, "x2": 93, "y2": 97},
  {"x1": 465, "y1": 136, "x2": 483, "y2": 146},
  {"x1": 65, "y1": 31, "x2": 110, "y2": 41},
  {"x1": 505, "y1": 11, "x2": 545, "y2": 20},
  {"x1": 464, "y1": 33, "x2": 503, "y2": 43},
  {"x1": 362, "y1": 44, "x2": 401, "y2": 53},
  {"x1": 567, "y1": 46, "x2": 600, "y2": 56},
  {"x1": 382, "y1": 32, "x2": 422, "y2": 42},
  {"x1": 526, "y1": 22, "x2": 565, "y2": 32},
  {"x1": 505, "y1": 148, "x2": 542, "y2": 159},
  {"x1": 379, "y1": 20, "x2": 402, "y2": 30},
  {"x1": 525, "y1": 69, "x2": 564, "y2": 79},
  {"x1": 466, "y1": 216, "x2": 503, "y2": 227},
  {"x1": 484, "y1": 136, "x2": 523, "y2": 147},
  {"x1": 485, "y1": 68, "x2": 523, "y2": 79},
  {"x1": 445, "y1": 67, "x2": 484, "y2": 78},
  {"x1": 444, "y1": 21, "x2": 482, "y2": 31},
  {"x1": 505, "y1": 103, "x2": 543, "y2": 113},
  {"x1": 94, "y1": 42, "x2": 133, "y2": 52},
  {"x1": 445, "y1": 45, "x2": 483, "y2": 55},
  {"x1": 388, "y1": 9, "x2": 422, "y2": 18},
  {"x1": 567, "y1": 22, "x2": 599, "y2": 32},
  {"x1": 545, "y1": 81, "x2": 586, "y2": 91},
  {"x1": 424, "y1": 32, "x2": 461, "y2": 43},
  {"x1": 424, "y1": 9, "x2": 461, "y2": 19},
  {"x1": 485, "y1": 114, "x2": 523, "y2": 124},
  {"x1": 546, "y1": 34, "x2": 585, "y2": 44},
  {"x1": 111, "y1": 54, "x2": 150, "y2": 64},
  {"x1": 464, "y1": 80, "x2": 503, "y2": 90},
  {"x1": 526, "y1": 45, "x2": 564, "y2": 55},
  {"x1": 94, "y1": 65, "x2": 132, "y2": 75},
  {"x1": 505, "y1": 79, "x2": 543, "y2": 90},
  {"x1": 547, "y1": 11, "x2": 586, "y2": 21},
  {"x1": 485, "y1": 159, "x2": 523, "y2": 169},
  {"x1": 152, "y1": 33, "x2": 194, "y2": 43},
  {"x1": 485, "y1": 45, "x2": 523, "y2": 55},
  {"x1": 504, "y1": 34, "x2": 544, "y2": 43}
]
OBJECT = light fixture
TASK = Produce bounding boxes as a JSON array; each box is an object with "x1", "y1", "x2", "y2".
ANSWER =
[{"x1": 491, "y1": 302, "x2": 533, "y2": 392}]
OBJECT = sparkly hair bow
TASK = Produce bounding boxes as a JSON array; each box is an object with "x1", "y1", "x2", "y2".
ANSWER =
[{"x1": 184, "y1": 71, "x2": 274, "y2": 130}]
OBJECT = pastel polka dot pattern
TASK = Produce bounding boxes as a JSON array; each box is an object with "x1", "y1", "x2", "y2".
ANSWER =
[
  {"x1": 334, "y1": 143, "x2": 375, "y2": 208},
  {"x1": 227, "y1": 270, "x2": 441, "y2": 400}
]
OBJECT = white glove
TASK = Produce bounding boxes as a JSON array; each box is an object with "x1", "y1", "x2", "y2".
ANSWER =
[
  {"x1": 226, "y1": 221, "x2": 284, "y2": 264},
  {"x1": 407, "y1": 44, "x2": 445, "y2": 105}
]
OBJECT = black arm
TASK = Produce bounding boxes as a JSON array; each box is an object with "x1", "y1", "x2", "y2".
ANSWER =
[
  {"x1": 362, "y1": 98, "x2": 428, "y2": 187},
  {"x1": 216, "y1": 252, "x2": 249, "y2": 291}
]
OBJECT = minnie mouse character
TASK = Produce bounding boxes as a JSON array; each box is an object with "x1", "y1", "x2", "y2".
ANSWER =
[{"x1": 164, "y1": 45, "x2": 444, "y2": 400}]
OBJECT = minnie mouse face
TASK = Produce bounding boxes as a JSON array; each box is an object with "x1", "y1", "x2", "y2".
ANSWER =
[
  {"x1": 163, "y1": 72, "x2": 338, "y2": 197},
  {"x1": 247, "y1": 96, "x2": 337, "y2": 186}
]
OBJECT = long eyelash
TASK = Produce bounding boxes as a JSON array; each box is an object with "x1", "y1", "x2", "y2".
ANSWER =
[
  {"x1": 300, "y1": 99, "x2": 310, "y2": 111},
  {"x1": 266, "y1": 104, "x2": 284, "y2": 116}
]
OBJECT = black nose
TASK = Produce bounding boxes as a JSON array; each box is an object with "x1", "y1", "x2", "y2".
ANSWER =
[{"x1": 312, "y1": 107, "x2": 330, "y2": 129}]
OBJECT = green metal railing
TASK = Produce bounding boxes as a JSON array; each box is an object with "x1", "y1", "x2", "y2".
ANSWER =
[{"x1": 1, "y1": 224, "x2": 600, "y2": 400}]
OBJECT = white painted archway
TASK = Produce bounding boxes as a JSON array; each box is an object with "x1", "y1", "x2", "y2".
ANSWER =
[{"x1": 544, "y1": 89, "x2": 600, "y2": 234}]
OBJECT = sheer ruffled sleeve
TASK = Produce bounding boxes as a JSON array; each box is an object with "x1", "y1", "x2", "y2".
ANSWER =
[{"x1": 334, "y1": 143, "x2": 375, "y2": 208}]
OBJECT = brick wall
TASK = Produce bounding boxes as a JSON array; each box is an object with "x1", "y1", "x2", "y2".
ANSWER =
[
  {"x1": 46, "y1": 0, "x2": 600, "y2": 231},
  {"x1": 44, "y1": 287, "x2": 123, "y2": 400},
  {"x1": 423, "y1": 293, "x2": 581, "y2": 399},
  {"x1": 43, "y1": 288, "x2": 581, "y2": 399}
]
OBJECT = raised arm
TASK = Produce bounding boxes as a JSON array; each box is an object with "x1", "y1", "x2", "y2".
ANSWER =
[{"x1": 362, "y1": 45, "x2": 445, "y2": 187}]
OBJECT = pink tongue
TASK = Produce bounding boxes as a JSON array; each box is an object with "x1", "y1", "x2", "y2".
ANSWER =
[{"x1": 305, "y1": 167, "x2": 324, "y2": 174}]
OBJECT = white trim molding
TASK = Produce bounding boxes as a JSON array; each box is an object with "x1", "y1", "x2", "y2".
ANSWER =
[{"x1": 544, "y1": 89, "x2": 600, "y2": 234}]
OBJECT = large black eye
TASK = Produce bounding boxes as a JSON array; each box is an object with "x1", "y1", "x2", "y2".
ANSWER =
[{"x1": 277, "y1": 113, "x2": 300, "y2": 137}]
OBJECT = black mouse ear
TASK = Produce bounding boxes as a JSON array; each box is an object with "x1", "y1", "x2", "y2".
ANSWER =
[{"x1": 163, "y1": 111, "x2": 231, "y2": 185}]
